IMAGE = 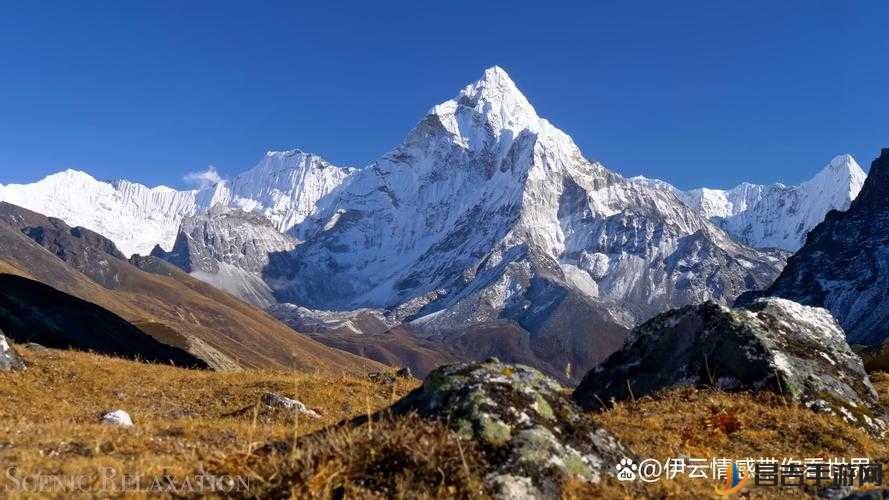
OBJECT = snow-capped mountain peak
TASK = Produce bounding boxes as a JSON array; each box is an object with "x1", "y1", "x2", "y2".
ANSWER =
[
  {"x1": 218, "y1": 148, "x2": 354, "y2": 234},
  {"x1": 425, "y1": 66, "x2": 557, "y2": 160},
  {"x1": 0, "y1": 147, "x2": 354, "y2": 257},
  {"x1": 806, "y1": 154, "x2": 866, "y2": 199},
  {"x1": 0, "y1": 169, "x2": 204, "y2": 257}
]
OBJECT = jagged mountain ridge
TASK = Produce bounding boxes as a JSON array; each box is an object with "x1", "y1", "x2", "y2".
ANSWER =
[
  {"x1": 633, "y1": 154, "x2": 867, "y2": 251},
  {"x1": 0, "y1": 150, "x2": 351, "y2": 257}
]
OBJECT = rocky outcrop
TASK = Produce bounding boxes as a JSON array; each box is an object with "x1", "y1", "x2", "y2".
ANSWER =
[
  {"x1": 391, "y1": 359, "x2": 632, "y2": 498},
  {"x1": 152, "y1": 205, "x2": 298, "y2": 307},
  {"x1": 738, "y1": 148, "x2": 889, "y2": 347},
  {"x1": 0, "y1": 330, "x2": 24, "y2": 371},
  {"x1": 574, "y1": 298, "x2": 886, "y2": 435}
]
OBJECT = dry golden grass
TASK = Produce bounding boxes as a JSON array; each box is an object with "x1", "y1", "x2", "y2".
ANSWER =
[
  {"x1": 578, "y1": 374, "x2": 889, "y2": 499},
  {"x1": 3, "y1": 345, "x2": 889, "y2": 498},
  {"x1": 0, "y1": 345, "x2": 417, "y2": 498}
]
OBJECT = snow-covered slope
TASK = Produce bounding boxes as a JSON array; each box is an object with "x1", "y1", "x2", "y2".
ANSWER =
[
  {"x1": 210, "y1": 149, "x2": 354, "y2": 236},
  {"x1": 0, "y1": 149, "x2": 352, "y2": 257},
  {"x1": 634, "y1": 155, "x2": 867, "y2": 251},
  {"x1": 0, "y1": 170, "x2": 207, "y2": 257}
]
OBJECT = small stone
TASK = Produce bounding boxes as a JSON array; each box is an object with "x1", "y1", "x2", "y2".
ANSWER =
[
  {"x1": 101, "y1": 410, "x2": 133, "y2": 427},
  {"x1": 395, "y1": 367, "x2": 412, "y2": 378}
]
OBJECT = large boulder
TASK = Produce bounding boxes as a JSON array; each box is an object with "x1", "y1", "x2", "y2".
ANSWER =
[
  {"x1": 0, "y1": 330, "x2": 24, "y2": 371},
  {"x1": 391, "y1": 358, "x2": 632, "y2": 498},
  {"x1": 574, "y1": 298, "x2": 886, "y2": 435}
]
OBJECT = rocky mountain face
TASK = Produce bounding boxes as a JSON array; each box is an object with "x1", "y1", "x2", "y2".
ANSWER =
[
  {"x1": 739, "y1": 149, "x2": 889, "y2": 346},
  {"x1": 574, "y1": 297, "x2": 886, "y2": 435},
  {"x1": 635, "y1": 154, "x2": 867, "y2": 251},
  {"x1": 2, "y1": 68, "x2": 824, "y2": 382},
  {"x1": 151, "y1": 205, "x2": 298, "y2": 307}
]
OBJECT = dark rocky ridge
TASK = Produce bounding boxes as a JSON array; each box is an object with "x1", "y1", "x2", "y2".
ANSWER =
[{"x1": 0, "y1": 273, "x2": 207, "y2": 368}]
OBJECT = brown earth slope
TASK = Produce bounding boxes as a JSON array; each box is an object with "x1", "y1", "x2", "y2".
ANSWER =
[{"x1": 0, "y1": 202, "x2": 384, "y2": 374}]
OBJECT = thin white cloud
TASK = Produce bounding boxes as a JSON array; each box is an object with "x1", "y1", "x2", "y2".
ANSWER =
[{"x1": 183, "y1": 165, "x2": 223, "y2": 188}]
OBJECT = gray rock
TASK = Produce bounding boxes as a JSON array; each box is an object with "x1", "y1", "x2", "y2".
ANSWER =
[
  {"x1": 395, "y1": 366, "x2": 413, "y2": 379},
  {"x1": 392, "y1": 359, "x2": 632, "y2": 498},
  {"x1": 574, "y1": 297, "x2": 886, "y2": 435},
  {"x1": 261, "y1": 392, "x2": 320, "y2": 419},
  {"x1": 0, "y1": 331, "x2": 24, "y2": 372}
]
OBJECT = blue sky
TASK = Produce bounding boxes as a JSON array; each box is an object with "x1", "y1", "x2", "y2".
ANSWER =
[{"x1": 1, "y1": 1, "x2": 886, "y2": 189}]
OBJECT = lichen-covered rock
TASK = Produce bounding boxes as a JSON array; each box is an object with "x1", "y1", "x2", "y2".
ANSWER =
[
  {"x1": 0, "y1": 331, "x2": 24, "y2": 372},
  {"x1": 574, "y1": 298, "x2": 886, "y2": 435},
  {"x1": 392, "y1": 358, "x2": 632, "y2": 498}
]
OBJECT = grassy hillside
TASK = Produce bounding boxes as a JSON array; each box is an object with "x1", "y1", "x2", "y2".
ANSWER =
[{"x1": 1, "y1": 345, "x2": 888, "y2": 498}]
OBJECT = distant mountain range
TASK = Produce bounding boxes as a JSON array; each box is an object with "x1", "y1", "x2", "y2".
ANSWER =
[
  {"x1": 0, "y1": 67, "x2": 871, "y2": 381},
  {"x1": 633, "y1": 154, "x2": 866, "y2": 251}
]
